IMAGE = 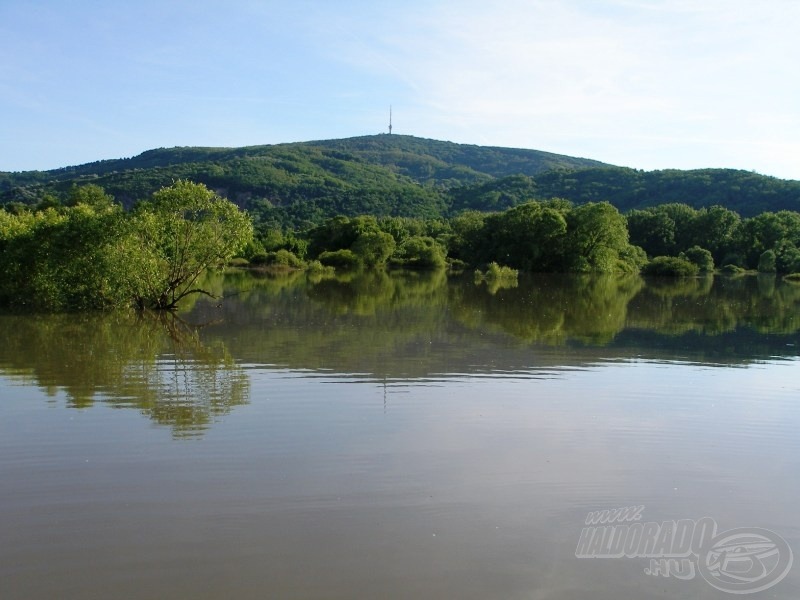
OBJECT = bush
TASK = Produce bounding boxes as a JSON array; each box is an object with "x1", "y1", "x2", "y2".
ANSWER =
[
  {"x1": 262, "y1": 249, "x2": 304, "y2": 268},
  {"x1": 617, "y1": 245, "x2": 648, "y2": 273},
  {"x1": 305, "y1": 259, "x2": 335, "y2": 275},
  {"x1": 474, "y1": 262, "x2": 519, "y2": 293},
  {"x1": 318, "y1": 249, "x2": 360, "y2": 268},
  {"x1": 391, "y1": 236, "x2": 446, "y2": 269},
  {"x1": 720, "y1": 264, "x2": 747, "y2": 274},
  {"x1": 481, "y1": 262, "x2": 519, "y2": 280},
  {"x1": 642, "y1": 256, "x2": 699, "y2": 277},
  {"x1": 679, "y1": 246, "x2": 714, "y2": 272}
]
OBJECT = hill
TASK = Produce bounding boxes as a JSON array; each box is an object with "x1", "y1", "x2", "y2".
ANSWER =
[
  {"x1": 2, "y1": 134, "x2": 799, "y2": 226},
  {"x1": 451, "y1": 168, "x2": 800, "y2": 217}
]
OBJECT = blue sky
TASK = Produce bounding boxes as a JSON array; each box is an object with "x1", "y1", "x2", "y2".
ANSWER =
[{"x1": 2, "y1": 0, "x2": 799, "y2": 179}]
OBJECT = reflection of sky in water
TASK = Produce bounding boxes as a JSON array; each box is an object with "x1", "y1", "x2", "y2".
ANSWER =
[
  {"x1": 1, "y1": 273, "x2": 800, "y2": 599},
  {"x1": 4, "y1": 357, "x2": 799, "y2": 599}
]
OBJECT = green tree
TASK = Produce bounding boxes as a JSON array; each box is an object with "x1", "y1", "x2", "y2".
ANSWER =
[
  {"x1": 125, "y1": 180, "x2": 253, "y2": 310},
  {"x1": 775, "y1": 240, "x2": 800, "y2": 274},
  {"x1": 0, "y1": 203, "x2": 129, "y2": 310},
  {"x1": 655, "y1": 203, "x2": 701, "y2": 252},
  {"x1": 737, "y1": 211, "x2": 800, "y2": 267},
  {"x1": 565, "y1": 202, "x2": 631, "y2": 272},
  {"x1": 392, "y1": 236, "x2": 446, "y2": 269},
  {"x1": 758, "y1": 249, "x2": 777, "y2": 273},
  {"x1": 626, "y1": 209, "x2": 675, "y2": 257},
  {"x1": 694, "y1": 206, "x2": 740, "y2": 263},
  {"x1": 66, "y1": 183, "x2": 115, "y2": 209},
  {"x1": 484, "y1": 201, "x2": 568, "y2": 271},
  {"x1": 448, "y1": 210, "x2": 488, "y2": 263},
  {"x1": 351, "y1": 230, "x2": 396, "y2": 267}
]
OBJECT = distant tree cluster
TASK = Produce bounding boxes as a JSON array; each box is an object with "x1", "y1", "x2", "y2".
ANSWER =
[
  {"x1": 448, "y1": 200, "x2": 646, "y2": 273},
  {"x1": 627, "y1": 203, "x2": 800, "y2": 274},
  {"x1": 305, "y1": 215, "x2": 447, "y2": 270},
  {"x1": 264, "y1": 198, "x2": 800, "y2": 277}
]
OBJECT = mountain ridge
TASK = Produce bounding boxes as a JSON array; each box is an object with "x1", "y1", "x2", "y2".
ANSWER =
[{"x1": 2, "y1": 134, "x2": 798, "y2": 226}]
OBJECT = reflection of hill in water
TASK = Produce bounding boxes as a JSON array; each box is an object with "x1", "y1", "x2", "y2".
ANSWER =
[
  {"x1": 0, "y1": 312, "x2": 249, "y2": 437},
  {"x1": 1, "y1": 271, "x2": 798, "y2": 434},
  {"x1": 191, "y1": 270, "x2": 800, "y2": 379}
]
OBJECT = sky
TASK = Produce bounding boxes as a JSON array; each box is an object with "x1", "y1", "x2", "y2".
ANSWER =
[{"x1": 1, "y1": 0, "x2": 799, "y2": 179}]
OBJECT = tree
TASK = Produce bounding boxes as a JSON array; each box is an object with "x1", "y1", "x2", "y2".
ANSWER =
[
  {"x1": 565, "y1": 202, "x2": 631, "y2": 272},
  {"x1": 694, "y1": 206, "x2": 740, "y2": 263},
  {"x1": 0, "y1": 202, "x2": 129, "y2": 310},
  {"x1": 626, "y1": 209, "x2": 675, "y2": 257},
  {"x1": 655, "y1": 203, "x2": 701, "y2": 252},
  {"x1": 125, "y1": 181, "x2": 253, "y2": 310},
  {"x1": 735, "y1": 211, "x2": 800, "y2": 268},
  {"x1": 351, "y1": 231, "x2": 396, "y2": 267},
  {"x1": 485, "y1": 202, "x2": 568, "y2": 271},
  {"x1": 307, "y1": 215, "x2": 382, "y2": 257},
  {"x1": 66, "y1": 183, "x2": 115, "y2": 209},
  {"x1": 775, "y1": 240, "x2": 800, "y2": 274},
  {"x1": 448, "y1": 210, "x2": 488, "y2": 263},
  {"x1": 758, "y1": 249, "x2": 777, "y2": 273},
  {"x1": 392, "y1": 236, "x2": 446, "y2": 269}
]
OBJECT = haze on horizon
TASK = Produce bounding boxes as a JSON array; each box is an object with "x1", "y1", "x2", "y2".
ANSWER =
[{"x1": 1, "y1": 0, "x2": 799, "y2": 180}]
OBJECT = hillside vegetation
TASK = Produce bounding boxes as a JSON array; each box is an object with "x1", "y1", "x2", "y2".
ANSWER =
[{"x1": 2, "y1": 135, "x2": 799, "y2": 230}]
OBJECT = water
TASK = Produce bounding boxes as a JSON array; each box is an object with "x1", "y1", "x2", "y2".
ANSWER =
[{"x1": 1, "y1": 271, "x2": 799, "y2": 599}]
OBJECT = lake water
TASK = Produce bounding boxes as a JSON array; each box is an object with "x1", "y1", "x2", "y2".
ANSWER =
[{"x1": 1, "y1": 271, "x2": 799, "y2": 599}]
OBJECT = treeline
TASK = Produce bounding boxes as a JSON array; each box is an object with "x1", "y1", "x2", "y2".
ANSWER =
[
  {"x1": 627, "y1": 203, "x2": 800, "y2": 274},
  {"x1": 251, "y1": 199, "x2": 643, "y2": 274},
  {"x1": 254, "y1": 199, "x2": 800, "y2": 276},
  {"x1": 4, "y1": 180, "x2": 800, "y2": 311}
]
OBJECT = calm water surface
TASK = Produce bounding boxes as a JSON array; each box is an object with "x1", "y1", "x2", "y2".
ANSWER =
[{"x1": 1, "y1": 272, "x2": 799, "y2": 599}]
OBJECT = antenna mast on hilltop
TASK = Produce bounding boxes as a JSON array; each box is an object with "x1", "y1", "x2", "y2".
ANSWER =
[{"x1": 388, "y1": 105, "x2": 393, "y2": 134}]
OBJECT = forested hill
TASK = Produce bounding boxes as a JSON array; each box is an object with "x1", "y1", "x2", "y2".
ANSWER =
[
  {"x1": 451, "y1": 168, "x2": 800, "y2": 217},
  {"x1": 2, "y1": 134, "x2": 798, "y2": 227},
  {"x1": 303, "y1": 135, "x2": 607, "y2": 183},
  {"x1": 0, "y1": 134, "x2": 606, "y2": 194}
]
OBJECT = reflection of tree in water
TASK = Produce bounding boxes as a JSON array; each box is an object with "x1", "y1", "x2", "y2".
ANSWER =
[
  {"x1": 305, "y1": 268, "x2": 448, "y2": 316},
  {"x1": 451, "y1": 274, "x2": 644, "y2": 345},
  {"x1": 627, "y1": 274, "x2": 800, "y2": 336},
  {"x1": 199, "y1": 269, "x2": 800, "y2": 371},
  {"x1": 0, "y1": 312, "x2": 249, "y2": 437},
  {"x1": 195, "y1": 268, "x2": 456, "y2": 378}
]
